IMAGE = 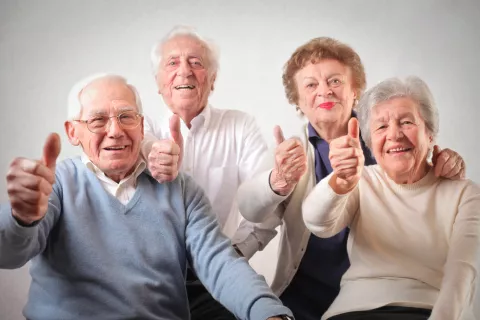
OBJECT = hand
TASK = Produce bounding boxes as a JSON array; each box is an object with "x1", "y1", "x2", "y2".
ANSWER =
[
  {"x1": 432, "y1": 145, "x2": 466, "y2": 179},
  {"x1": 328, "y1": 118, "x2": 364, "y2": 194},
  {"x1": 148, "y1": 114, "x2": 184, "y2": 183},
  {"x1": 269, "y1": 125, "x2": 307, "y2": 196},
  {"x1": 7, "y1": 133, "x2": 61, "y2": 225}
]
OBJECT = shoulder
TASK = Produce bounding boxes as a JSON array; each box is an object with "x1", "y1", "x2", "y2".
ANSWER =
[
  {"x1": 437, "y1": 177, "x2": 480, "y2": 199},
  {"x1": 55, "y1": 156, "x2": 85, "y2": 179}
]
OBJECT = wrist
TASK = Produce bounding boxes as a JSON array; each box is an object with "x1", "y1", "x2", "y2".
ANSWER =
[
  {"x1": 269, "y1": 170, "x2": 293, "y2": 196},
  {"x1": 12, "y1": 211, "x2": 41, "y2": 227}
]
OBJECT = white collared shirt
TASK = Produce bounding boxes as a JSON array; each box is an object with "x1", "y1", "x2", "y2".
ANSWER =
[
  {"x1": 142, "y1": 105, "x2": 275, "y2": 258},
  {"x1": 82, "y1": 154, "x2": 146, "y2": 205}
]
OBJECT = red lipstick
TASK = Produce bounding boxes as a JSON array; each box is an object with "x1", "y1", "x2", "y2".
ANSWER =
[{"x1": 318, "y1": 102, "x2": 335, "y2": 110}]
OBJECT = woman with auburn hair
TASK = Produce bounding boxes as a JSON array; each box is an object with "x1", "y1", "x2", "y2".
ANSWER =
[{"x1": 237, "y1": 37, "x2": 467, "y2": 320}]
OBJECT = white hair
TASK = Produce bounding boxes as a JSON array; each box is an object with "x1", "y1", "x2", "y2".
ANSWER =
[
  {"x1": 357, "y1": 76, "x2": 439, "y2": 149},
  {"x1": 67, "y1": 73, "x2": 143, "y2": 120},
  {"x1": 150, "y1": 25, "x2": 220, "y2": 77}
]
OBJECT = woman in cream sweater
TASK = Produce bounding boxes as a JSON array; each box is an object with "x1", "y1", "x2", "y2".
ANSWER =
[{"x1": 302, "y1": 76, "x2": 480, "y2": 320}]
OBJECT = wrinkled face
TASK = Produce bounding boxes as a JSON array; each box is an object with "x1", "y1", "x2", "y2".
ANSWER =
[
  {"x1": 370, "y1": 97, "x2": 433, "y2": 183},
  {"x1": 65, "y1": 78, "x2": 144, "y2": 182},
  {"x1": 295, "y1": 59, "x2": 357, "y2": 128},
  {"x1": 156, "y1": 35, "x2": 216, "y2": 117}
]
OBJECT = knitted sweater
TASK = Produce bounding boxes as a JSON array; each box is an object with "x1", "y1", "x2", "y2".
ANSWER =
[
  {"x1": 303, "y1": 165, "x2": 480, "y2": 320},
  {"x1": 0, "y1": 157, "x2": 291, "y2": 320}
]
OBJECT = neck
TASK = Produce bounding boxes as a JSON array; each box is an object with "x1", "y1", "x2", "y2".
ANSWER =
[
  {"x1": 387, "y1": 161, "x2": 430, "y2": 185},
  {"x1": 105, "y1": 166, "x2": 136, "y2": 183},
  {"x1": 311, "y1": 119, "x2": 349, "y2": 143},
  {"x1": 175, "y1": 105, "x2": 206, "y2": 129}
]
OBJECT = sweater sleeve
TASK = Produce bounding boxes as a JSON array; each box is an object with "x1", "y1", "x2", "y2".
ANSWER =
[
  {"x1": 183, "y1": 174, "x2": 293, "y2": 320},
  {"x1": 302, "y1": 171, "x2": 360, "y2": 238},
  {"x1": 430, "y1": 182, "x2": 480, "y2": 320},
  {"x1": 0, "y1": 180, "x2": 62, "y2": 269},
  {"x1": 237, "y1": 146, "x2": 290, "y2": 224}
]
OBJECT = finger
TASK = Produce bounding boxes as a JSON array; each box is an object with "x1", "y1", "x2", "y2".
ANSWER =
[
  {"x1": 431, "y1": 145, "x2": 441, "y2": 166},
  {"x1": 445, "y1": 161, "x2": 463, "y2": 180},
  {"x1": 348, "y1": 118, "x2": 359, "y2": 140},
  {"x1": 434, "y1": 150, "x2": 450, "y2": 177},
  {"x1": 169, "y1": 115, "x2": 183, "y2": 146},
  {"x1": 42, "y1": 133, "x2": 61, "y2": 170},
  {"x1": 332, "y1": 158, "x2": 359, "y2": 171},
  {"x1": 148, "y1": 153, "x2": 179, "y2": 165},
  {"x1": 329, "y1": 147, "x2": 361, "y2": 162},
  {"x1": 149, "y1": 165, "x2": 178, "y2": 176},
  {"x1": 329, "y1": 136, "x2": 351, "y2": 149},
  {"x1": 151, "y1": 140, "x2": 181, "y2": 155},
  {"x1": 439, "y1": 154, "x2": 459, "y2": 178},
  {"x1": 14, "y1": 159, "x2": 56, "y2": 185},
  {"x1": 273, "y1": 126, "x2": 285, "y2": 145}
]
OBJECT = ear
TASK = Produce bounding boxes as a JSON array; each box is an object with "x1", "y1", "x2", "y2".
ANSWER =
[
  {"x1": 64, "y1": 121, "x2": 80, "y2": 146},
  {"x1": 210, "y1": 72, "x2": 217, "y2": 92}
]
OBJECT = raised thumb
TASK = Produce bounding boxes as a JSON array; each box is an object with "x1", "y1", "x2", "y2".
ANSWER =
[
  {"x1": 348, "y1": 118, "x2": 359, "y2": 140},
  {"x1": 432, "y1": 145, "x2": 441, "y2": 165},
  {"x1": 169, "y1": 114, "x2": 183, "y2": 147},
  {"x1": 42, "y1": 133, "x2": 61, "y2": 170},
  {"x1": 273, "y1": 125, "x2": 285, "y2": 145}
]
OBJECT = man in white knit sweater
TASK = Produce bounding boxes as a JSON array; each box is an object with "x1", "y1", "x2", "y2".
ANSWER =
[{"x1": 303, "y1": 76, "x2": 480, "y2": 320}]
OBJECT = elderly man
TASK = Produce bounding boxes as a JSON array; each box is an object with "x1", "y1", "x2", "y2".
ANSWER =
[
  {"x1": 142, "y1": 26, "x2": 280, "y2": 320},
  {"x1": 0, "y1": 74, "x2": 293, "y2": 320}
]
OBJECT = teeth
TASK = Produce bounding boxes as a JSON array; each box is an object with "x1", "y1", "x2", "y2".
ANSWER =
[
  {"x1": 175, "y1": 85, "x2": 195, "y2": 89},
  {"x1": 105, "y1": 146, "x2": 126, "y2": 150},
  {"x1": 388, "y1": 147, "x2": 410, "y2": 153}
]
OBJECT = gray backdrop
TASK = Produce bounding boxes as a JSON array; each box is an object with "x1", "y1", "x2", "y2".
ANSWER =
[{"x1": 1, "y1": 0, "x2": 479, "y2": 318}]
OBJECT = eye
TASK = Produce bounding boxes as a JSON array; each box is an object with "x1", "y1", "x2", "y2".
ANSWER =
[
  {"x1": 88, "y1": 116, "x2": 107, "y2": 128},
  {"x1": 376, "y1": 125, "x2": 387, "y2": 131},
  {"x1": 168, "y1": 61, "x2": 177, "y2": 66},
  {"x1": 306, "y1": 83, "x2": 317, "y2": 89},
  {"x1": 327, "y1": 78, "x2": 343, "y2": 87},
  {"x1": 401, "y1": 120, "x2": 413, "y2": 125}
]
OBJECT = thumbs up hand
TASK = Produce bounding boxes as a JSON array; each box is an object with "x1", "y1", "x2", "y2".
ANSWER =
[
  {"x1": 269, "y1": 125, "x2": 307, "y2": 196},
  {"x1": 328, "y1": 118, "x2": 364, "y2": 194},
  {"x1": 7, "y1": 133, "x2": 61, "y2": 225},
  {"x1": 148, "y1": 114, "x2": 183, "y2": 183}
]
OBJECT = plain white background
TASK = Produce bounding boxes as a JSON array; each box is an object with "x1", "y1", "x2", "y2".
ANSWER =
[{"x1": 1, "y1": 0, "x2": 479, "y2": 318}]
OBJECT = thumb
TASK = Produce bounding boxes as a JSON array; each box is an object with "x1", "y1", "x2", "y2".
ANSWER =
[
  {"x1": 42, "y1": 133, "x2": 61, "y2": 170},
  {"x1": 273, "y1": 125, "x2": 285, "y2": 146},
  {"x1": 432, "y1": 145, "x2": 441, "y2": 165},
  {"x1": 348, "y1": 118, "x2": 359, "y2": 140},
  {"x1": 169, "y1": 114, "x2": 183, "y2": 147}
]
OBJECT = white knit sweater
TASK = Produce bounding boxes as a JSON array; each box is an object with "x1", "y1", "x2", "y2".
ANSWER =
[{"x1": 303, "y1": 165, "x2": 480, "y2": 320}]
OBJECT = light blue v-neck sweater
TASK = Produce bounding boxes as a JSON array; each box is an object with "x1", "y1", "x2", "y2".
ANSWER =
[{"x1": 0, "y1": 157, "x2": 291, "y2": 320}]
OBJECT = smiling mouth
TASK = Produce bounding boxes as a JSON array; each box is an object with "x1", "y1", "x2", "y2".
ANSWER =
[
  {"x1": 387, "y1": 147, "x2": 412, "y2": 154},
  {"x1": 104, "y1": 146, "x2": 128, "y2": 151},
  {"x1": 175, "y1": 85, "x2": 196, "y2": 90}
]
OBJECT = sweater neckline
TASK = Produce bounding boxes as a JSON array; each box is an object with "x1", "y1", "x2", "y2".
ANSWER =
[{"x1": 383, "y1": 165, "x2": 437, "y2": 191}]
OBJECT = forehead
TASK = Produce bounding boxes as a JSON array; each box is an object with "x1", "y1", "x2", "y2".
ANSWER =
[
  {"x1": 372, "y1": 97, "x2": 420, "y2": 119},
  {"x1": 162, "y1": 35, "x2": 208, "y2": 59},
  {"x1": 296, "y1": 59, "x2": 351, "y2": 79},
  {"x1": 79, "y1": 79, "x2": 138, "y2": 115}
]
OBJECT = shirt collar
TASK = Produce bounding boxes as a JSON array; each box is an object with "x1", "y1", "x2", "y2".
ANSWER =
[
  {"x1": 81, "y1": 153, "x2": 146, "y2": 183},
  {"x1": 164, "y1": 104, "x2": 212, "y2": 132}
]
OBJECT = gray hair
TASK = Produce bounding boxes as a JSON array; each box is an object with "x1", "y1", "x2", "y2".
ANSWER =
[
  {"x1": 67, "y1": 73, "x2": 143, "y2": 120},
  {"x1": 150, "y1": 25, "x2": 220, "y2": 77},
  {"x1": 357, "y1": 76, "x2": 439, "y2": 149}
]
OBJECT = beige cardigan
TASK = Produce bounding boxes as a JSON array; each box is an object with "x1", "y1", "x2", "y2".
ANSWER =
[{"x1": 237, "y1": 124, "x2": 318, "y2": 295}]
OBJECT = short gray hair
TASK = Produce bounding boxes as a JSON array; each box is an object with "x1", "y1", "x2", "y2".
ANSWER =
[
  {"x1": 67, "y1": 73, "x2": 143, "y2": 120},
  {"x1": 357, "y1": 76, "x2": 439, "y2": 149},
  {"x1": 150, "y1": 25, "x2": 220, "y2": 77}
]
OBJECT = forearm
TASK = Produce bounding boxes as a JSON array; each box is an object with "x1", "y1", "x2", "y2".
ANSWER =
[
  {"x1": 231, "y1": 215, "x2": 281, "y2": 259},
  {"x1": 0, "y1": 205, "x2": 44, "y2": 268},
  {"x1": 238, "y1": 170, "x2": 289, "y2": 223},
  {"x1": 302, "y1": 172, "x2": 357, "y2": 238}
]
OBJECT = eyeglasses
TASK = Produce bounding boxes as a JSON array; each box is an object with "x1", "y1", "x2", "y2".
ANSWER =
[{"x1": 73, "y1": 111, "x2": 143, "y2": 133}]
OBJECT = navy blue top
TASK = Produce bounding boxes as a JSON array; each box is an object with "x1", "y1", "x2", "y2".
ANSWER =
[{"x1": 280, "y1": 114, "x2": 376, "y2": 320}]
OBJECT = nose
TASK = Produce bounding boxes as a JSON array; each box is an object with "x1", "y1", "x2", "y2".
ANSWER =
[
  {"x1": 106, "y1": 117, "x2": 125, "y2": 138},
  {"x1": 386, "y1": 123, "x2": 404, "y2": 141},
  {"x1": 177, "y1": 59, "x2": 193, "y2": 77},
  {"x1": 316, "y1": 80, "x2": 333, "y2": 97}
]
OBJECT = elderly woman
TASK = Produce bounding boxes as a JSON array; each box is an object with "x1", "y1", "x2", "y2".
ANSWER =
[
  {"x1": 237, "y1": 37, "x2": 467, "y2": 320},
  {"x1": 302, "y1": 76, "x2": 480, "y2": 319}
]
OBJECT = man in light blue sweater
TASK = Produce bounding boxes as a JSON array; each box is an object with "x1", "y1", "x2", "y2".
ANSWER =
[{"x1": 0, "y1": 74, "x2": 293, "y2": 320}]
